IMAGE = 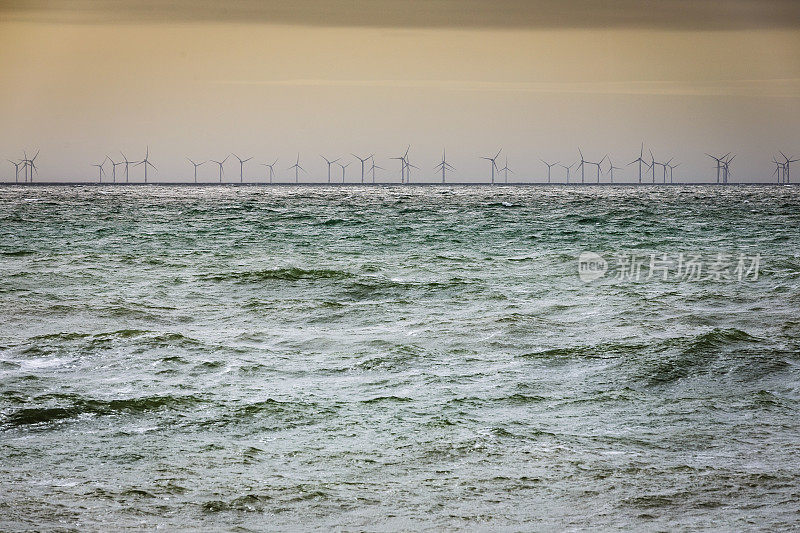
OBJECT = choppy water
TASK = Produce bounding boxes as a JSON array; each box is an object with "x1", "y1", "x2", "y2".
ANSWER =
[{"x1": 1, "y1": 185, "x2": 799, "y2": 531}]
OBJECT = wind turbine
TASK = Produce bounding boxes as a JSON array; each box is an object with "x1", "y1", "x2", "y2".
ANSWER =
[
  {"x1": 498, "y1": 156, "x2": 513, "y2": 184},
  {"x1": 628, "y1": 143, "x2": 647, "y2": 184},
  {"x1": 779, "y1": 151, "x2": 798, "y2": 183},
  {"x1": 540, "y1": 159, "x2": 558, "y2": 183},
  {"x1": 402, "y1": 146, "x2": 416, "y2": 183},
  {"x1": 722, "y1": 154, "x2": 735, "y2": 184},
  {"x1": 369, "y1": 158, "x2": 384, "y2": 183},
  {"x1": 92, "y1": 157, "x2": 108, "y2": 182},
  {"x1": 21, "y1": 151, "x2": 30, "y2": 182},
  {"x1": 481, "y1": 148, "x2": 502, "y2": 184},
  {"x1": 648, "y1": 150, "x2": 660, "y2": 183},
  {"x1": 232, "y1": 154, "x2": 252, "y2": 183},
  {"x1": 26, "y1": 150, "x2": 40, "y2": 182},
  {"x1": 288, "y1": 154, "x2": 306, "y2": 183},
  {"x1": 21, "y1": 150, "x2": 39, "y2": 182},
  {"x1": 352, "y1": 153, "x2": 373, "y2": 184},
  {"x1": 321, "y1": 155, "x2": 340, "y2": 183},
  {"x1": 134, "y1": 147, "x2": 156, "y2": 183},
  {"x1": 586, "y1": 155, "x2": 602, "y2": 183},
  {"x1": 576, "y1": 148, "x2": 588, "y2": 184},
  {"x1": 772, "y1": 157, "x2": 786, "y2": 184},
  {"x1": 705, "y1": 153, "x2": 729, "y2": 184},
  {"x1": 120, "y1": 152, "x2": 134, "y2": 183},
  {"x1": 662, "y1": 158, "x2": 673, "y2": 183},
  {"x1": 260, "y1": 158, "x2": 278, "y2": 183},
  {"x1": 560, "y1": 162, "x2": 574, "y2": 184},
  {"x1": 405, "y1": 160, "x2": 419, "y2": 183},
  {"x1": 108, "y1": 156, "x2": 122, "y2": 183},
  {"x1": 434, "y1": 149, "x2": 455, "y2": 183},
  {"x1": 602, "y1": 155, "x2": 622, "y2": 183},
  {"x1": 187, "y1": 158, "x2": 206, "y2": 183},
  {"x1": 211, "y1": 155, "x2": 229, "y2": 183},
  {"x1": 8, "y1": 160, "x2": 22, "y2": 183},
  {"x1": 337, "y1": 161, "x2": 351, "y2": 183},
  {"x1": 390, "y1": 147, "x2": 409, "y2": 183},
  {"x1": 667, "y1": 161, "x2": 680, "y2": 183}
]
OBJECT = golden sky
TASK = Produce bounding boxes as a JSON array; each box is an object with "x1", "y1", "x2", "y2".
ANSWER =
[{"x1": 1, "y1": 1, "x2": 799, "y2": 182}]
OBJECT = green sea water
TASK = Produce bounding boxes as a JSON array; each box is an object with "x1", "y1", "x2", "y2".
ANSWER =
[{"x1": 1, "y1": 185, "x2": 799, "y2": 530}]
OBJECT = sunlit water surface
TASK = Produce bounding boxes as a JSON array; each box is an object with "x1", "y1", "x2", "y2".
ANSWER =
[{"x1": 1, "y1": 185, "x2": 799, "y2": 531}]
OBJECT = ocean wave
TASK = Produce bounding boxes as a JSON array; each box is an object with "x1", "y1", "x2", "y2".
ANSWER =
[
  {"x1": 1, "y1": 393, "x2": 205, "y2": 429},
  {"x1": 639, "y1": 328, "x2": 764, "y2": 385},
  {"x1": 199, "y1": 267, "x2": 353, "y2": 283}
]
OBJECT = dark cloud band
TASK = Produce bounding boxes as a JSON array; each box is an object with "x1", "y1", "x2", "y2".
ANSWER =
[{"x1": 2, "y1": 0, "x2": 800, "y2": 30}]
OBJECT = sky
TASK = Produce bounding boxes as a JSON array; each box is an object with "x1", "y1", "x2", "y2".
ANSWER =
[{"x1": 1, "y1": 0, "x2": 800, "y2": 183}]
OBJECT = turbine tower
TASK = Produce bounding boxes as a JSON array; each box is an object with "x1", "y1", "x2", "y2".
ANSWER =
[
  {"x1": 405, "y1": 160, "x2": 419, "y2": 183},
  {"x1": 585, "y1": 154, "x2": 601, "y2": 183},
  {"x1": 667, "y1": 161, "x2": 680, "y2": 183},
  {"x1": 390, "y1": 148, "x2": 408, "y2": 183},
  {"x1": 540, "y1": 159, "x2": 558, "y2": 183},
  {"x1": 108, "y1": 156, "x2": 122, "y2": 183},
  {"x1": 649, "y1": 150, "x2": 660, "y2": 183},
  {"x1": 337, "y1": 161, "x2": 351, "y2": 183},
  {"x1": 211, "y1": 155, "x2": 229, "y2": 183},
  {"x1": 560, "y1": 162, "x2": 574, "y2": 184},
  {"x1": 321, "y1": 155, "x2": 340, "y2": 184},
  {"x1": 602, "y1": 156, "x2": 622, "y2": 183},
  {"x1": 288, "y1": 154, "x2": 306, "y2": 183},
  {"x1": 779, "y1": 151, "x2": 798, "y2": 183},
  {"x1": 722, "y1": 154, "x2": 735, "y2": 184},
  {"x1": 352, "y1": 153, "x2": 373, "y2": 183},
  {"x1": 120, "y1": 152, "x2": 134, "y2": 183},
  {"x1": 233, "y1": 154, "x2": 252, "y2": 183},
  {"x1": 92, "y1": 157, "x2": 108, "y2": 182},
  {"x1": 434, "y1": 149, "x2": 455, "y2": 183},
  {"x1": 369, "y1": 159, "x2": 384, "y2": 183},
  {"x1": 628, "y1": 143, "x2": 647, "y2": 184},
  {"x1": 481, "y1": 148, "x2": 502, "y2": 184},
  {"x1": 8, "y1": 160, "x2": 22, "y2": 183},
  {"x1": 498, "y1": 156, "x2": 513, "y2": 184},
  {"x1": 260, "y1": 159, "x2": 278, "y2": 183},
  {"x1": 22, "y1": 151, "x2": 30, "y2": 182},
  {"x1": 135, "y1": 147, "x2": 156, "y2": 183},
  {"x1": 662, "y1": 158, "x2": 673, "y2": 183},
  {"x1": 772, "y1": 158, "x2": 786, "y2": 184},
  {"x1": 576, "y1": 148, "x2": 588, "y2": 184},
  {"x1": 187, "y1": 158, "x2": 206, "y2": 183},
  {"x1": 705, "y1": 153, "x2": 729, "y2": 184},
  {"x1": 22, "y1": 150, "x2": 39, "y2": 182}
]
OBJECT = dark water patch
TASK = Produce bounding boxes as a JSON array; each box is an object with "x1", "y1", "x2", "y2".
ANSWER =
[
  {"x1": 2, "y1": 250, "x2": 35, "y2": 256},
  {"x1": 122, "y1": 488, "x2": 157, "y2": 498},
  {"x1": 520, "y1": 341, "x2": 648, "y2": 361},
  {"x1": 199, "y1": 267, "x2": 353, "y2": 283},
  {"x1": 504, "y1": 393, "x2": 548, "y2": 404},
  {"x1": 160, "y1": 355, "x2": 189, "y2": 364},
  {"x1": 639, "y1": 328, "x2": 762, "y2": 386},
  {"x1": 1, "y1": 394, "x2": 205, "y2": 429},
  {"x1": 201, "y1": 493, "x2": 273, "y2": 513},
  {"x1": 361, "y1": 395, "x2": 413, "y2": 404},
  {"x1": 230, "y1": 398, "x2": 339, "y2": 426},
  {"x1": 355, "y1": 344, "x2": 424, "y2": 370}
]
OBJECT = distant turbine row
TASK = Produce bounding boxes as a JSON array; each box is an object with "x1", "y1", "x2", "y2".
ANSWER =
[{"x1": 4, "y1": 145, "x2": 798, "y2": 184}]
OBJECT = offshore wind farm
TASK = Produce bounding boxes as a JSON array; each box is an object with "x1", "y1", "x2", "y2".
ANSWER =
[{"x1": 3, "y1": 145, "x2": 790, "y2": 185}]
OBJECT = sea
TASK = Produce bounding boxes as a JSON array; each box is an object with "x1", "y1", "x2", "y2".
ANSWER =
[{"x1": 1, "y1": 185, "x2": 799, "y2": 531}]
